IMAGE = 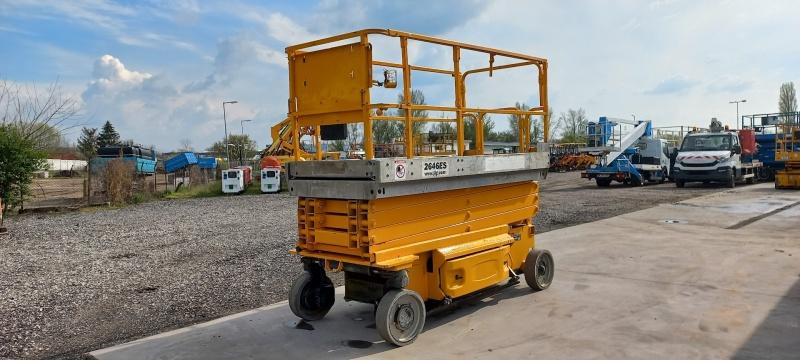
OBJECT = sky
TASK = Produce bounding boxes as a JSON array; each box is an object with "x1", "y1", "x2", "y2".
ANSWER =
[{"x1": 1, "y1": 0, "x2": 798, "y2": 151}]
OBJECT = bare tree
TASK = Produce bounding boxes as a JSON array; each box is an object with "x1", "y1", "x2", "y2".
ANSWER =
[
  {"x1": 179, "y1": 138, "x2": 193, "y2": 151},
  {"x1": 397, "y1": 89, "x2": 429, "y2": 135},
  {"x1": 557, "y1": 108, "x2": 588, "y2": 143},
  {"x1": 0, "y1": 79, "x2": 80, "y2": 150}
]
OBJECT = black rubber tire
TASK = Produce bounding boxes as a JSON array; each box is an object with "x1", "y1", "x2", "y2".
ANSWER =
[
  {"x1": 288, "y1": 272, "x2": 335, "y2": 321},
  {"x1": 596, "y1": 178, "x2": 611, "y2": 187},
  {"x1": 727, "y1": 171, "x2": 736, "y2": 188},
  {"x1": 659, "y1": 168, "x2": 667, "y2": 184},
  {"x1": 676, "y1": 180, "x2": 685, "y2": 188},
  {"x1": 376, "y1": 289, "x2": 426, "y2": 346},
  {"x1": 630, "y1": 177, "x2": 643, "y2": 187},
  {"x1": 524, "y1": 249, "x2": 555, "y2": 291}
]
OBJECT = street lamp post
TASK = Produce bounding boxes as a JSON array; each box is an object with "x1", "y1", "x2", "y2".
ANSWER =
[
  {"x1": 222, "y1": 100, "x2": 238, "y2": 167},
  {"x1": 227, "y1": 143, "x2": 239, "y2": 167},
  {"x1": 729, "y1": 99, "x2": 746, "y2": 129},
  {"x1": 240, "y1": 119, "x2": 252, "y2": 135}
]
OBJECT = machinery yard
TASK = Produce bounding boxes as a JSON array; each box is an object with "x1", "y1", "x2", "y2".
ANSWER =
[
  {"x1": 89, "y1": 182, "x2": 800, "y2": 360},
  {"x1": 2, "y1": 3, "x2": 800, "y2": 360},
  {"x1": 0, "y1": 172, "x2": 721, "y2": 359}
]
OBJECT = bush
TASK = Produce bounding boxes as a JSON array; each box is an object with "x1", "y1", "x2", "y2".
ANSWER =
[
  {"x1": 104, "y1": 159, "x2": 135, "y2": 206},
  {"x1": 0, "y1": 126, "x2": 46, "y2": 222}
]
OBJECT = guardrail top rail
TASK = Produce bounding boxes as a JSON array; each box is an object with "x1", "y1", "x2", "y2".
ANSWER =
[{"x1": 285, "y1": 29, "x2": 549, "y2": 161}]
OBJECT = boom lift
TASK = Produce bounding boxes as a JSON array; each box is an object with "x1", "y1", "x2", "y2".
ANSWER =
[
  {"x1": 581, "y1": 117, "x2": 670, "y2": 186},
  {"x1": 283, "y1": 29, "x2": 554, "y2": 346}
]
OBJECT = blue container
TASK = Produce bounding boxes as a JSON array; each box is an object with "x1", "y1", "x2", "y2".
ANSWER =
[
  {"x1": 197, "y1": 156, "x2": 218, "y2": 169},
  {"x1": 93, "y1": 146, "x2": 157, "y2": 174},
  {"x1": 164, "y1": 152, "x2": 198, "y2": 173}
]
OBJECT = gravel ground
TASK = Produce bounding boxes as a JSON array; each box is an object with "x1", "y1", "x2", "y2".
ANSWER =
[{"x1": 0, "y1": 172, "x2": 724, "y2": 359}]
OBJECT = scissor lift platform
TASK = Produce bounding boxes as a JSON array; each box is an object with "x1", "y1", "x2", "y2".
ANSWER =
[{"x1": 281, "y1": 29, "x2": 554, "y2": 346}]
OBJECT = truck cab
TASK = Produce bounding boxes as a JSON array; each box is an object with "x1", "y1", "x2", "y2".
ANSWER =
[{"x1": 673, "y1": 131, "x2": 747, "y2": 188}]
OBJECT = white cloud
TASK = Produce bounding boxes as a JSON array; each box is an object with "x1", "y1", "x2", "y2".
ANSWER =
[
  {"x1": 264, "y1": 13, "x2": 316, "y2": 44},
  {"x1": 84, "y1": 55, "x2": 153, "y2": 96},
  {"x1": 184, "y1": 36, "x2": 285, "y2": 93},
  {"x1": 80, "y1": 51, "x2": 287, "y2": 151},
  {"x1": 34, "y1": 0, "x2": 800, "y2": 150}
]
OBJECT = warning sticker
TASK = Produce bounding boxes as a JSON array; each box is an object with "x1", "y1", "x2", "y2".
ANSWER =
[
  {"x1": 393, "y1": 159, "x2": 407, "y2": 180},
  {"x1": 421, "y1": 160, "x2": 449, "y2": 178}
]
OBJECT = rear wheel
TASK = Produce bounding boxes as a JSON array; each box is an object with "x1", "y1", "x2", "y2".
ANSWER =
[
  {"x1": 524, "y1": 249, "x2": 555, "y2": 291},
  {"x1": 596, "y1": 178, "x2": 611, "y2": 187},
  {"x1": 676, "y1": 180, "x2": 685, "y2": 188},
  {"x1": 289, "y1": 271, "x2": 335, "y2": 321},
  {"x1": 376, "y1": 289, "x2": 426, "y2": 346}
]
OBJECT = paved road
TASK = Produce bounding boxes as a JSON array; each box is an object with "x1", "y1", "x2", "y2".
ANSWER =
[{"x1": 91, "y1": 183, "x2": 800, "y2": 360}]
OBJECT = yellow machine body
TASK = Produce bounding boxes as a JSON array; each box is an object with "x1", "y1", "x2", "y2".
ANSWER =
[
  {"x1": 775, "y1": 125, "x2": 800, "y2": 189},
  {"x1": 282, "y1": 29, "x2": 553, "y2": 346},
  {"x1": 295, "y1": 181, "x2": 537, "y2": 301}
]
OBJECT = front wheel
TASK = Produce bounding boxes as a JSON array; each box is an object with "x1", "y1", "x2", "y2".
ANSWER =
[
  {"x1": 289, "y1": 271, "x2": 335, "y2": 321},
  {"x1": 524, "y1": 249, "x2": 555, "y2": 291},
  {"x1": 376, "y1": 289, "x2": 426, "y2": 346},
  {"x1": 727, "y1": 171, "x2": 736, "y2": 188},
  {"x1": 676, "y1": 180, "x2": 685, "y2": 188}
]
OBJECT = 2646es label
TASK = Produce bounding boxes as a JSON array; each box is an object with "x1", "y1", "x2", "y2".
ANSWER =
[{"x1": 422, "y1": 160, "x2": 448, "y2": 178}]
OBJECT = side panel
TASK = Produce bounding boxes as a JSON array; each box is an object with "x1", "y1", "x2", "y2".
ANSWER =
[
  {"x1": 292, "y1": 42, "x2": 369, "y2": 120},
  {"x1": 439, "y1": 246, "x2": 510, "y2": 298}
]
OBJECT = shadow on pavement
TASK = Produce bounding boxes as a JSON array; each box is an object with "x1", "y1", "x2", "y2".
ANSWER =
[{"x1": 732, "y1": 277, "x2": 800, "y2": 360}]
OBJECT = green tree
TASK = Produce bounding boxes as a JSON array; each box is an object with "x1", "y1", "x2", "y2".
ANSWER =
[
  {"x1": 97, "y1": 121, "x2": 120, "y2": 147},
  {"x1": 0, "y1": 126, "x2": 46, "y2": 225},
  {"x1": 507, "y1": 102, "x2": 531, "y2": 139},
  {"x1": 328, "y1": 139, "x2": 347, "y2": 152},
  {"x1": 1, "y1": 79, "x2": 78, "y2": 223},
  {"x1": 464, "y1": 112, "x2": 495, "y2": 144},
  {"x1": 397, "y1": 89, "x2": 429, "y2": 136},
  {"x1": 432, "y1": 120, "x2": 454, "y2": 135},
  {"x1": 77, "y1": 127, "x2": 98, "y2": 159},
  {"x1": 372, "y1": 120, "x2": 402, "y2": 144},
  {"x1": 208, "y1": 134, "x2": 257, "y2": 165},
  {"x1": 779, "y1": 82, "x2": 797, "y2": 123}
]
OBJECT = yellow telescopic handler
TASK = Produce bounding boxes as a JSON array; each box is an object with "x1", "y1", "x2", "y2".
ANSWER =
[{"x1": 284, "y1": 29, "x2": 554, "y2": 346}]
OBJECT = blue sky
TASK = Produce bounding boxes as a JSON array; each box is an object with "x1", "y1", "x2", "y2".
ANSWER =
[{"x1": 1, "y1": 0, "x2": 798, "y2": 151}]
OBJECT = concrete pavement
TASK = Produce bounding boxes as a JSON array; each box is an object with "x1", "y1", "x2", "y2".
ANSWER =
[{"x1": 90, "y1": 183, "x2": 800, "y2": 359}]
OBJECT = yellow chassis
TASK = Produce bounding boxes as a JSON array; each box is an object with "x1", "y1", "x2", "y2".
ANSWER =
[{"x1": 292, "y1": 181, "x2": 538, "y2": 301}]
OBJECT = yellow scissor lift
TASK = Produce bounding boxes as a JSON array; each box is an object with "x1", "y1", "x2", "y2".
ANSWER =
[
  {"x1": 776, "y1": 124, "x2": 800, "y2": 189},
  {"x1": 284, "y1": 29, "x2": 554, "y2": 346}
]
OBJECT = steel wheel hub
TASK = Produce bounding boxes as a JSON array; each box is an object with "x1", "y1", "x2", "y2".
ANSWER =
[{"x1": 395, "y1": 304, "x2": 415, "y2": 330}]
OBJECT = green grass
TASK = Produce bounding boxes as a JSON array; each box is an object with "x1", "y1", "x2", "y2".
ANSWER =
[{"x1": 162, "y1": 180, "x2": 263, "y2": 199}]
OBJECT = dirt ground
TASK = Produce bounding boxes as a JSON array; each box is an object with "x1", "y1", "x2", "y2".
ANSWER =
[
  {"x1": 0, "y1": 172, "x2": 725, "y2": 359},
  {"x1": 27, "y1": 178, "x2": 86, "y2": 209}
]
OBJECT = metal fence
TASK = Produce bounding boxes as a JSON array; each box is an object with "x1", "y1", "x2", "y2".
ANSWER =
[
  {"x1": 25, "y1": 170, "x2": 88, "y2": 210},
  {"x1": 23, "y1": 159, "x2": 258, "y2": 209}
]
